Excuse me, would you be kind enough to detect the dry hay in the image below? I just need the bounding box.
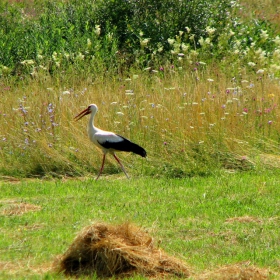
[225,215,262,224]
[0,260,52,276]
[195,262,270,280]
[0,200,41,216]
[259,153,280,168]
[55,222,190,278]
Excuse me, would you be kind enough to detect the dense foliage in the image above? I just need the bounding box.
[0,0,279,77]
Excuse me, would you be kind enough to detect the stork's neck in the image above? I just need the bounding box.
[88,111,98,135]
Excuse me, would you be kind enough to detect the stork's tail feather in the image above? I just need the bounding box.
[130,142,147,157]
[115,135,147,157]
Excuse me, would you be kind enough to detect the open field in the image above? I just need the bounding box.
[1,173,280,279]
[1,0,280,278]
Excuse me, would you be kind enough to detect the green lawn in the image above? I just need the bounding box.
[1,172,280,279]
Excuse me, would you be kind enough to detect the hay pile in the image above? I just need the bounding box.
[55,222,190,278]
[196,263,269,280]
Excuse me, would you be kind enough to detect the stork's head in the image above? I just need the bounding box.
[74,104,98,121]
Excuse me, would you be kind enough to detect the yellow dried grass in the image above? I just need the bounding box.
[55,222,190,278]
[195,262,269,280]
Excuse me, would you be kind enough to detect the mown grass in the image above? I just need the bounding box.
[1,172,280,279]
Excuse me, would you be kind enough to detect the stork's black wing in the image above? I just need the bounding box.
[98,135,147,157]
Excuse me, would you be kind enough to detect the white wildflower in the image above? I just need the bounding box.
[181,43,189,52]
[273,49,280,59]
[76,52,84,60]
[52,52,57,60]
[64,52,70,60]
[260,29,269,41]
[185,27,191,33]
[140,38,150,47]
[190,50,199,57]
[198,37,205,46]
[270,64,280,72]
[168,38,175,45]
[234,40,241,47]
[256,69,265,74]
[273,35,280,46]
[125,90,134,95]
[205,38,211,45]
[189,34,195,40]
[95,25,101,36]
[248,62,256,67]
[229,29,235,36]
[21,59,35,65]
[158,46,163,52]
[206,26,216,35]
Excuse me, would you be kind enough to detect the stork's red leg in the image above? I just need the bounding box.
[96,154,106,180]
[113,153,129,179]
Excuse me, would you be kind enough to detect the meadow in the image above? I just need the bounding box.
[1,0,280,178]
[1,0,280,278]
[1,173,280,279]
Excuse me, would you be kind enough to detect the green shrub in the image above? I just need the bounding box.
[1,0,278,77]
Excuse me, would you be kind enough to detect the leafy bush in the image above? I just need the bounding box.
[1,0,279,78]
[95,0,231,49]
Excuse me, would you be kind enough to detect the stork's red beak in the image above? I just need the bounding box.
[74,107,90,121]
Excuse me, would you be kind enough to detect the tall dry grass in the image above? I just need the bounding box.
[1,65,280,177]
[239,0,280,32]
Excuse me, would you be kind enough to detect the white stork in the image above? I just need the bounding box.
[74,104,147,180]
